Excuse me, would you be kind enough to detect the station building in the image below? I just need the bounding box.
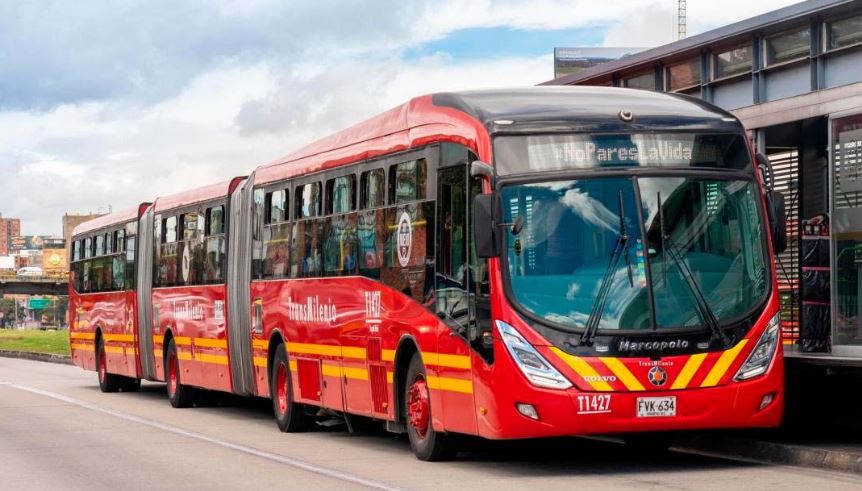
[545,0,862,364]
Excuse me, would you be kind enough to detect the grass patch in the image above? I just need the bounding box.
[0,329,70,356]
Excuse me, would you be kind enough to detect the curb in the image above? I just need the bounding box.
[675,434,862,475]
[0,350,72,365]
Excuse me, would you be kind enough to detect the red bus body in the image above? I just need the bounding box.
[70,87,784,457]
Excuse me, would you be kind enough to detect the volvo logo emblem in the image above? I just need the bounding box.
[647,366,668,387]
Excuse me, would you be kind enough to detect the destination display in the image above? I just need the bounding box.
[494,133,750,174]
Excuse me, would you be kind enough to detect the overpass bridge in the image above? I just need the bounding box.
[0,272,69,296]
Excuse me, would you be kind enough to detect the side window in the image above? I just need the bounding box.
[326,175,356,214]
[85,237,92,259]
[390,159,427,204]
[360,168,385,209]
[207,205,225,235]
[115,229,125,253]
[105,232,112,255]
[295,182,322,218]
[72,241,80,262]
[266,190,287,224]
[164,216,177,243]
[182,212,200,241]
[95,234,105,256]
[436,164,469,333]
[125,235,136,290]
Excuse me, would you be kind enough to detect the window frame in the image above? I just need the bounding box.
[294,181,322,219]
[665,56,702,92]
[824,13,862,53]
[622,70,656,90]
[389,158,428,204]
[762,25,812,68]
[711,43,753,81]
[325,174,357,215]
[360,167,387,210]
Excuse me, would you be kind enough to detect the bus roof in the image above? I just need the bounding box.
[72,206,140,237]
[253,87,740,186]
[153,179,237,213]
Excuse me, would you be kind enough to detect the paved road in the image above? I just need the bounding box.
[1,357,860,491]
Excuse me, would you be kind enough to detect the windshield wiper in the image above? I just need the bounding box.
[656,193,730,346]
[580,191,630,346]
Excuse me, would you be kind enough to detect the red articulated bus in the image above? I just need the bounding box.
[70,87,787,460]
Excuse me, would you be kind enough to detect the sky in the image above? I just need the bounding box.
[0,0,800,236]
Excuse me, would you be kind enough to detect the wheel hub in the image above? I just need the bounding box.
[407,376,430,438]
[168,352,177,396]
[276,362,288,415]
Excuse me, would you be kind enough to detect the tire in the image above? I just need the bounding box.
[403,352,457,461]
[121,377,141,392]
[97,338,122,393]
[269,343,309,432]
[165,338,195,408]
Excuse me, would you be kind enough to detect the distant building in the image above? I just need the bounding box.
[62,213,104,262]
[553,47,646,80]
[0,214,21,256]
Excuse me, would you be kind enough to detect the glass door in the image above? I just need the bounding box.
[831,112,862,355]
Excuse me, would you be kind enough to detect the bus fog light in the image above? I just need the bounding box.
[516,403,539,420]
[759,392,775,411]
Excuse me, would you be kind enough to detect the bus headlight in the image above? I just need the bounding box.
[734,313,780,381]
[496,320,572,390]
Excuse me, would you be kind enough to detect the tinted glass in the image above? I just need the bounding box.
[828,14,862,50]
[765,28,810,65]
[361,169,385,208]
[268,190,287,223]
[209,206,225,235]
[296,183,321,218]
[667,58,701,91]
[165,216,177,243]
[502,178,649,330]
[391,159,427,203]
[623,72,654,90]
[713,45,752,79]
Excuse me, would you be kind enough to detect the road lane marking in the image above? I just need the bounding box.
[5,383,403,491]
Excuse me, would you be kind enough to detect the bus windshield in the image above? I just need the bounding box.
[501,176,768,332]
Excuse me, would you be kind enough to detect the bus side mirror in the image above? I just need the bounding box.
[767,190,787,254]
[474,193,499,258]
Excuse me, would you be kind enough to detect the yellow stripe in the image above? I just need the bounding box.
[549,347,611,391]
[386,371,393,384]
[252,339,268,350]
[104,334,135,343]
[381,349,396,362]
[422,352,471,370]
[103,346,124,354]
[289,360,297,371]
[253,356,267,367]
[599,357,645,391]
[194,338,227,349]
[701,339,749,387]
[195,353,229,365]
[321,364,340,378]
[426,375,473,394]
[287,342,340,357]
[178,352,193,361]
[70,343,90,350]
[671,353,708,390]
[70,332,96,340]
[342,346,367,360]
[173,337,192,346]
[343,367,369,380]
[153,349,163,358]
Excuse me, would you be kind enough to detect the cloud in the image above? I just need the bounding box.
[0,0,802,235]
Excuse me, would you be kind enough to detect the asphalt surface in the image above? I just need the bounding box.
[1,358,861,491]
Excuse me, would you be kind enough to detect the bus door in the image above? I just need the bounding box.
[434,160,479,434]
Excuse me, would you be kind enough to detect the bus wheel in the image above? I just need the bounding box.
[122,378,141,392]
[404,353,457,461]
[97,339,121,393]
[270,343,309,432]
[165,339,194,408]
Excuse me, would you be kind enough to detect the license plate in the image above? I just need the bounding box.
[636,396,676,418]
